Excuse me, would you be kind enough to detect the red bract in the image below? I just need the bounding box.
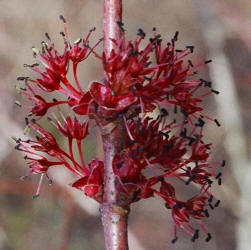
[15,19,223,244]
[89,81,137,116]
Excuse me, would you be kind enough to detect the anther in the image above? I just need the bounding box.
[204,209,210,217]
[32,194,40,199]
[45,32,51,41]
[116,161,124,169]
[25,117,29,125]
[59,15,66,23]
[32,47,40,56]
[24,63,39,68]
[205,59,212,64]
[208,195,213,203]
[24,126,30,135]
[214,119,221,127]
[180,128,187,138]
[191,229,199,242]
[206,178,213,185]
[11,136,19,143]
[171,237,178,244]
[181,109,188,117]
[195,117,205,127]
[128,140,135,146]
[218,178,222,185]
[209,204,214,210]
[173,31,179,41]
[89,27,96,32]
[205,233,212,242]
[186,45,194,53]
[161,108,169,116]
[155,176,164,182]
[17,76,29,81]
[52,98,58,102]
[14,100,22,107]
[211,89,220,95]
[221,160,226,167]
[214,200,220,207]
[159,131,170,139]
[215,172,222,179]
[188,59,194,67]
[47,117,52,121]
[20,175,28,181]
[144,76,151,81]
[137,28,146,38]
[74,38,82,45]
[186,175,194,185]
[117,21,125,32]
[14,144,21,151]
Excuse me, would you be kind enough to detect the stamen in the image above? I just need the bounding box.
[33,173,45,199]
[116,161,124,169]
[214,200,220,207]
[214,119,221,127]
[191,229,199,242]
[218,178,222,185]
[59,15,66,23]
[123,115,135,141]
[20,175,28,181]
[117,21,126,32]
[211,89,220,95]
[204,209,210,217]
[45,32,51,41]
[171,237,178,244]
[205,233,212,242]
[14,100,22,107]
[205,59,212,64]
[186,45,194,53]
[137,28,146,38]
[215,172,222,179]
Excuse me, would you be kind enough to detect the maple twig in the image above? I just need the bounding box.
[101,1,130,250]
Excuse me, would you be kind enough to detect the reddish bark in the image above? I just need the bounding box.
[101,1,130,250]
[103,0,122,57]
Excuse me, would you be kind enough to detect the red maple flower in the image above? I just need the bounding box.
[14,18,224,244]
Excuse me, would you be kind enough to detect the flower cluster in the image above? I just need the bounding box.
[14,17,224,243]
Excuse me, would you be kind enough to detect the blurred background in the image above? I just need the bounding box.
[0,0,251,249]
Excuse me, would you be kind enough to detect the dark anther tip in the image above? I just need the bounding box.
[171,237,178,244]
[59,15,66,23]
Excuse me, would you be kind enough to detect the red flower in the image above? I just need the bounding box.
[26,157,63,174]
[30,95,68,116]
[15,20,223,243]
